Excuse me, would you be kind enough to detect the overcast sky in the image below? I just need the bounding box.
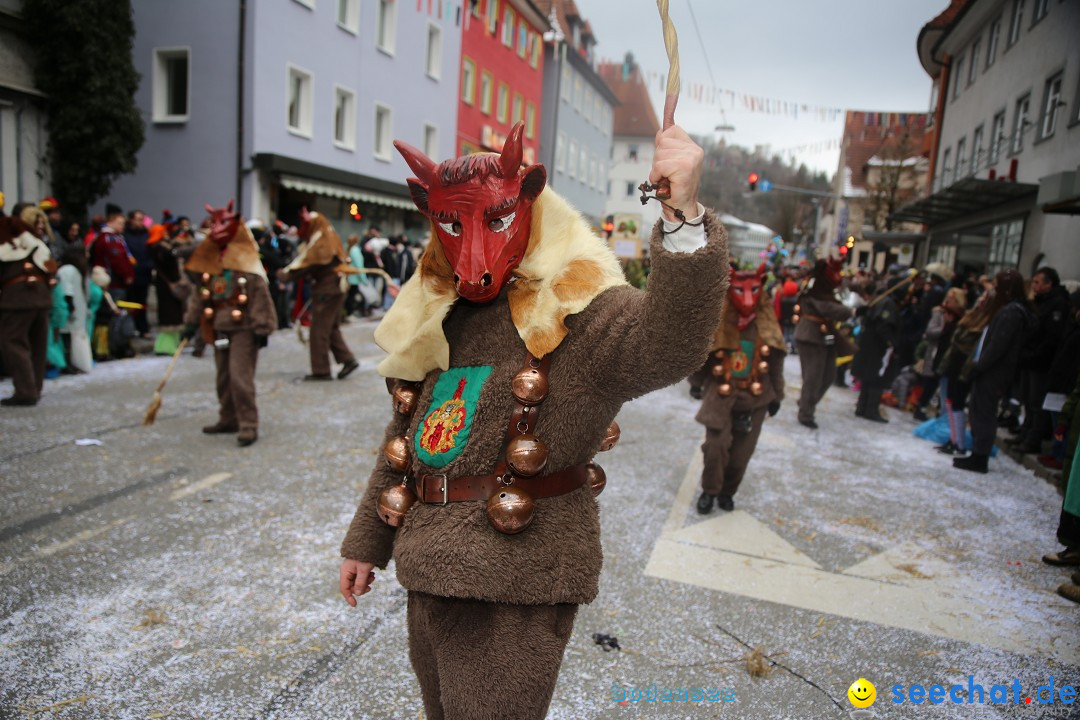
[582,0,947,176]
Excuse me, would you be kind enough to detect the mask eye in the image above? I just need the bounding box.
[733,287,743,294]
[486,211,516,233]
[438,220,462,237]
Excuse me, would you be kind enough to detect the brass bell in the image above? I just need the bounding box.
[506,434,548,477]
[23,261,34,270]
[377,483,417,527]
[203,307,214,318]
[511,367,548,405]
[199,287,211,300]
[714,350,725,360]
[750,381,763,396]
[711,364,725,378]
[760,345,770,357]
[230,308,243,322]
[758,361,769,372]
[791,314,800,324]
[26,275,38,283]
[585,462,607,497]
[202,273,210,283]
[237,293,248,305]
[392,384,419,415]
[384,435,411,472]
[793,304,801,314]
[237,275,247,286]
[485,485,534,534]
[600,421,620,451]
[819,323,829,334]
[718,383,732,396]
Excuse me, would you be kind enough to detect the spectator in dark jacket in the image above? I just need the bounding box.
[123,209,153,336]
[89,209,134,301]
[1009,267,1071,454]
[1037,292,1080,470]
[955,269,1033,473]
[853,281,900,423]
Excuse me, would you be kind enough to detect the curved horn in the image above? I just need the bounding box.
[204,203,216,215]
[499,123,525,178]
[394,140,437,184]
[226,199,235,215]
[755,261,768,277]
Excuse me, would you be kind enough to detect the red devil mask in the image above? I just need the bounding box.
[395,123,546,303]
[204,200,240,248]
[729,263,767,330]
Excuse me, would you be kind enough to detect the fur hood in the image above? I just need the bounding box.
[374,188,628,381]
[285,212,348,272]
[0,216,55,275]
[184,224,267,280]
[711,289,785,351]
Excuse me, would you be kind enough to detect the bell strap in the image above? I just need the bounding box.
[414,464,588,504]
[493,353,552,479]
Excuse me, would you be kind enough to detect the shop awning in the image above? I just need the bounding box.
[279,175,415,210]
[889,177,1038,226]
[861,231,927,247]
[1038,170,1080,214]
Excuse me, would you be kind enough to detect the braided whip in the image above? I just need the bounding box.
[640,0,680,203]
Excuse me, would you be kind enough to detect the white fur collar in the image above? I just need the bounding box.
[0,230,53,274]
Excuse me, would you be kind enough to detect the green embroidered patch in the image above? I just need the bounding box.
[415,365,493,468]
[730,339,755,379]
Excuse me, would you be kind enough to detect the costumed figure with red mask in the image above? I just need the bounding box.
[793,258,854,429]
[182,201,277,446]
[689,263,786,514]
[278,209,359,381]
[0,211,57,406]
[337,122,729,719]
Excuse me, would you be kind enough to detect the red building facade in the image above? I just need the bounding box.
[457,0,549,164]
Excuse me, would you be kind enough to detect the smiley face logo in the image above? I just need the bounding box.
[847,678,876,708]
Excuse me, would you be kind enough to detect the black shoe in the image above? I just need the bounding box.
[953,453,988,473]
[696,492,716,514]
[203,422,239,434]
[1042,547,1080,567]
[798,418,818,429]
[935,441,957,455]
[912,407,928,421]
[337,359,360,380]
[237,428,258,446]
[1,396,38,407]
[859,410,888,423]
[716,495,734,512]
[303,373,333,382]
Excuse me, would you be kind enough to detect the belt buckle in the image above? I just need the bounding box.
[421,474,448,505]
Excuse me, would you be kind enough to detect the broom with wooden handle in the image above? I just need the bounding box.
[143,337,190,425]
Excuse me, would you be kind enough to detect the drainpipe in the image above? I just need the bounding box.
[236,0,247,211]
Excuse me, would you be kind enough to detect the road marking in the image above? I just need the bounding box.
[169,472,233,501]
[646,451,1080,666]
[0,516,135,576]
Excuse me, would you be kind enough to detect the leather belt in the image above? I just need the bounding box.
[1,272,46,289]
[415,464,588,505]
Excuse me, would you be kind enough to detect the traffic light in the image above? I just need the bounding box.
[747,172,759,192]
[603,215,614,238]
[349,202,363,221]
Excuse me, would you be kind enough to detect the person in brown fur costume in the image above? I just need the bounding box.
[0,211,57,406]
[794,257,853,429]
[337,122,729,720]
[278,209,358,381]
[182,201,277,446]
[689,263,786,513]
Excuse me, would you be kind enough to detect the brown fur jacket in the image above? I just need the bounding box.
[341,211,729,606]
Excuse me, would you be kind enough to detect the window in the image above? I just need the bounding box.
[461,58,476,105]
[990,111,1006,163]
[625,181,636,198]
[511,93,523,126]
[928,78,939,122]
[593,97,602,127]
[423,123,438,160]
[955,136,967,179]
[517,21,527,59]
[968,40,980,85]
[376,0,396,54]
[479,71,493,114]
[952,56,965,100]
[496,82,509,123]
[1039,72,1063,139]
[1011,94,1030,153]
[628,144,638,162]
[568,139,577,178]
[583,87,593,123]
[530,32,541,68]
[286,64,313,137]
[941,147,952,186]
[1032,0,1049,24]
[292,0,314,8]
[501,7,514,47]
[374,103,392,160]
[987,219,1024,274]
[555,132,566,172]
[525,102,535,139]
[333,85,356,150]
[1007,0,1025,47]
[486,0,497,35]
[560,63,570,102]
[573,76,582,112]
[972,125,984,172]
[425,23,442,79]
[579,147,587,184]
[152,47,189,123]
[986,17,1001,67]
[337,0,358,33]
